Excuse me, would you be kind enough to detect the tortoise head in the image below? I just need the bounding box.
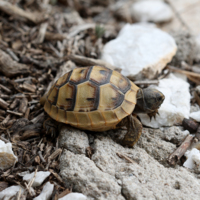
[134,88,165,114]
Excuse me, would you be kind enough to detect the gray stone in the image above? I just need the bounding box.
[137,128,177,167]
[59,125,89,155]
[60,150,125,200]
[162,126,189,144]
[122,177,155,200]
[59,127,200,200]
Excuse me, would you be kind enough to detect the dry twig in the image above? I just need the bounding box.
[168,135,194,166]
[0,0,46,24]
[167,66,200,78]
[67,54,116,70]
[116,152,138,164]
[33,22,49,44]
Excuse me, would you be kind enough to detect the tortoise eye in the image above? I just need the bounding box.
[158,95,164,102]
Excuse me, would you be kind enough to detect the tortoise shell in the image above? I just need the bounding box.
[44,66,139,131]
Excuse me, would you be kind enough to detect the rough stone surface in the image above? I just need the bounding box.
[0,185,24,200]
[162,126,189,144]
[101,23,177,80]
[170,31,196,65]
[23,171,51,187]
[59,193,87,200]
[33,182,54,200]
[59,126,200,200]
[59,125,89,154]
[138,73,190,128]
[0,140,18,170]
[131,0,173,23]
[133,128,176,167]
[60,150,124,200]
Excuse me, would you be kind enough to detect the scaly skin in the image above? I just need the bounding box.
[117,114,143,147]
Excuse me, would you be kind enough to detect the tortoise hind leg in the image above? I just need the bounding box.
[119,115,143,147]
[43,117,58,137]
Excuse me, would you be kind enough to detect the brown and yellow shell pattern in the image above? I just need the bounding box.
[44,66,139,131]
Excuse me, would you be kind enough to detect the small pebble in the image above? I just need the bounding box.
[58,193,87,200]
[23,171,51,187]
[33,182,54,200]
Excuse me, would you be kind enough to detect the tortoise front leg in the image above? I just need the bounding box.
[119,115,143,147]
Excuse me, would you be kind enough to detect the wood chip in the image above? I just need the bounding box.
[0,84,12,93]
[49,169,64,184]
[17,130,41,141]
[19,83,36,93]
[7,110,23,117]
[0,109,6,115]
[168,135,194,166]
[18,97,28,113]
[0,181,9,192]
[10,98,20,110]
[48,148,62,161]
[0,98,9,109]
[6,48,19,62]
[45,32,66,41]
[38,151,46,163]
[0,49,30,77]
[24,107,30,119]
[33,22,48,44]
[1,114,11,125]
[58,188,71,199]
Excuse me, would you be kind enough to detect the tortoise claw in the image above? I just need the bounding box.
[147,109,159,121]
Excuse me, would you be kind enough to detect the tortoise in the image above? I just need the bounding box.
[42,66,164,147]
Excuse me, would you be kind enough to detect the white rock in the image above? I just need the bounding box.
[131,0,173,23]
[101,23,177,79]
[59,193,87,200]
[0,140,18,170]
[23,171,51,187]
[34,182,54,200]
[138,73,190,128]
[0,185,24,200]
[183,148,200,169]
[190,110,200,122]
